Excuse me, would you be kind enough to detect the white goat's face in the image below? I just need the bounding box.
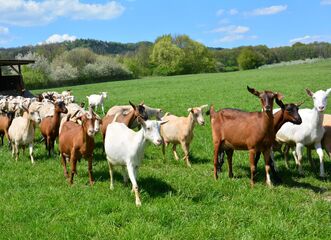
[30,111,41,123]
[307,88,331,112]
[143,120,164,146]
[101,92,107,99]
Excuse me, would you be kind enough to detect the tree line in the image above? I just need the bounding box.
[1,35,331,88]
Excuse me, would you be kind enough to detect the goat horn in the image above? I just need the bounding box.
[71,110,80,119]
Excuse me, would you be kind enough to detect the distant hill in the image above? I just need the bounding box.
[0,39,154,59]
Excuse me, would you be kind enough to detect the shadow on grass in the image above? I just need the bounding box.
[189,154,210,164]
[139,176,176,198]
[93,169,176,198]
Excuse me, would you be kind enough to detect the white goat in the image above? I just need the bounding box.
[86,92,107,114]
[160,105,208,167]
[104,116,166,207]
[8,107,41,163]
[276,88,331,177]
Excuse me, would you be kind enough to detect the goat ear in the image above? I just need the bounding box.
[247,86,260,97]
[187,108,193,113]
[140,100,144,105]
[326,88,331,96]
[137,117,146,128]
[275,98,285,109]
[200,104,208,109]
[305,88,314,97]
[159,120,168,125]
[129,101,136,110]
[275,93,284,100]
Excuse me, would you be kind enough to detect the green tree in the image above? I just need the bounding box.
[150,35,184,75]
[237,47,264,70]
[174,35,217,74]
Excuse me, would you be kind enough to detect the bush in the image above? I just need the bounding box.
[81,56,133,80]
[50,63,78,82]
[237,47,265,70]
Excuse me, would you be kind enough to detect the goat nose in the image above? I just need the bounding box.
[319,106,325,111]
[265,106,271,111]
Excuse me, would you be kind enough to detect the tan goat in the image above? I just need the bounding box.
[160,105,208,167]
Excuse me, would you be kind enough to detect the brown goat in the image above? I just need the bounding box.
[40,101,68,156]
[0,111,15,146]
[253,101,302,181]
[59,109,97,185]
[209,86,283,186]
[101,101,148,143]
[218,101,303,182]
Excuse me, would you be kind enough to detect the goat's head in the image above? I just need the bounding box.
[138,117,167,146]
[188,104,208,126]
[101,92,107,99]
[54,101,68,114]
[129,101,148,120]
[247,86,283,113]
[276,99,302,125]
[306,88,331,112]
[29,111,41,123]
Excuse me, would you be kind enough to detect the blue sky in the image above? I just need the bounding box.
[0,0,331,48]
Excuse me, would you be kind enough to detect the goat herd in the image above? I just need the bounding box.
[0,86,330,206]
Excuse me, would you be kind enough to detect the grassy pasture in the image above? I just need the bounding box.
[1,60,331,239]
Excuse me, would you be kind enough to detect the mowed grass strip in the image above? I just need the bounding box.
[1,60,331,239]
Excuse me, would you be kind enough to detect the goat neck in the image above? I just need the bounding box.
[187,111,197,131]
[125,109,137,127]
[261,109,275,136]
[273,109,286,133]
[312,106,324,128]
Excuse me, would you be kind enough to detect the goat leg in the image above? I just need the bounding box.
[249,150,257,187]
[127,164,141,207]
[262,150,272,187]
[217,150,224,173]
[213,141,221,180]
[226,150,234,178]
[61,153,69,178]
[87,156,94,186]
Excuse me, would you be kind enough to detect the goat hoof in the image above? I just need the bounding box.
[135,201,142,207]
[110,185,114,190]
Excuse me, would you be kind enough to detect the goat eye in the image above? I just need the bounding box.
[147,127,151,131]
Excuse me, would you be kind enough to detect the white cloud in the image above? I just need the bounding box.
[216,9,225,16]
[289,35,331,44]
[215,35,257,43]
[210,25,255,44]
[216,34,244,43]
[0,26,9,34]
[211,25,250,34]
[0,26,12,45]
[321,0,331,5]
[229,9,238,15]
[249,5,287,16]
[39,33,77,45]
[0,0,125,26]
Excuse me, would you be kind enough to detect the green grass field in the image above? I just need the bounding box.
[1,60,331,239]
